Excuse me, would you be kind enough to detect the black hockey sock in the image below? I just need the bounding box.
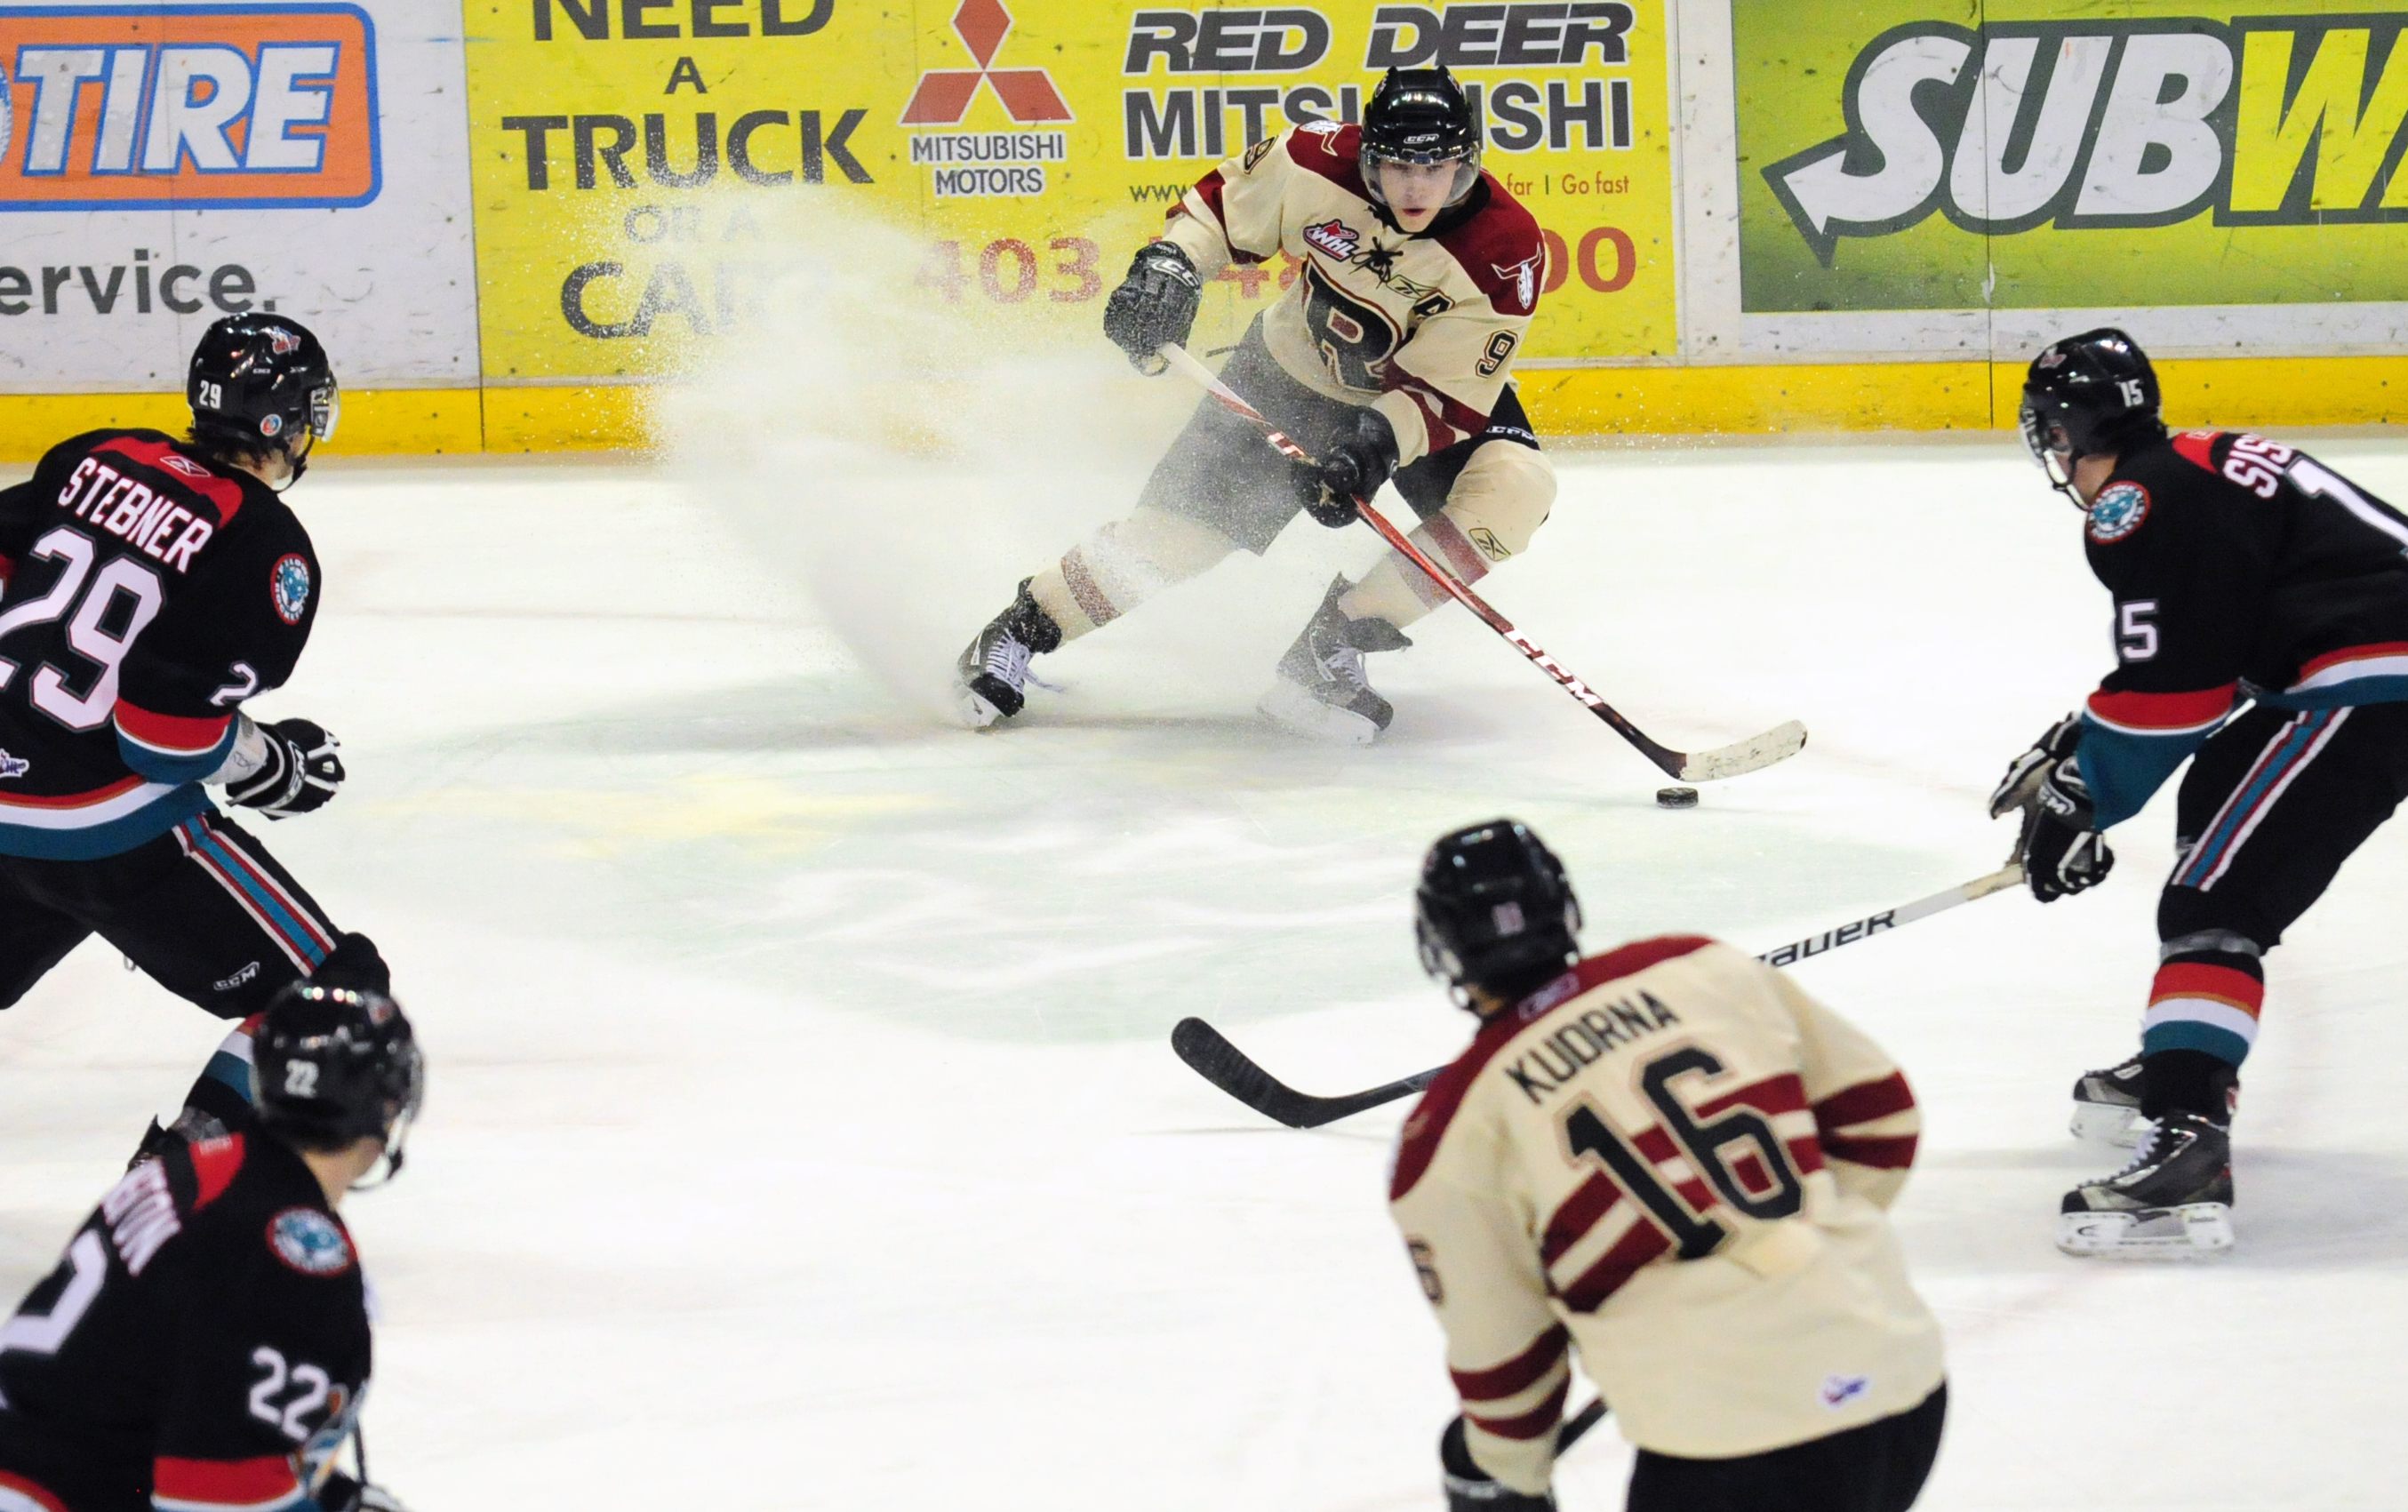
[2140,1048,2237,1123]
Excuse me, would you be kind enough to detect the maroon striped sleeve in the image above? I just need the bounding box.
[1450,1324,1570,1402]
[1813,1071,1916,1132]
[1468,1374,1571,1441]
[1821,1132,1919,1170]
[1180,172,1266,265]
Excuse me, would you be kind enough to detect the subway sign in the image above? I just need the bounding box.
[1763,14,2408,266]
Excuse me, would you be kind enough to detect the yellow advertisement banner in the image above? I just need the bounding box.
[461,1,1676,384]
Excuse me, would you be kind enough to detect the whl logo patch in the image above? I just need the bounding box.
[1764,15,2408,266]
[1302,218,1361,259]
[0,748,27,780]
[0,5,380,212]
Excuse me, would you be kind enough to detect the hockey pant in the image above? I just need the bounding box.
[1028,321,1554,642]
[2142,700,2408,1073]
[1624,1383,1946,1512]
[0,811,370,1134]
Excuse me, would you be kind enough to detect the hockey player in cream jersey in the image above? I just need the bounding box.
[1392,820,1948,1512]
[955,68,1558,742]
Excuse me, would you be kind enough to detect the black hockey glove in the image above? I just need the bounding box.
[1440,1417,1556,1512]
[1101,242,1201,372]
[2019,757,2115,902]
[1309,408,1400,524]
[1988,712,2082,819]
[316,1474,408,1512]
[225,717,345,820]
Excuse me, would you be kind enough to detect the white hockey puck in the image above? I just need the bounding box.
[1656,786,1699,808]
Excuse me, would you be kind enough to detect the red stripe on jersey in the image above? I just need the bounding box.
[97,438,244,523]
[2172,430,2222,473]
[1180,175,1263,265]
[1467,1374,1570,1441]
[1558,1220,1671,1312]
[198,826,334,952]
[152,1455,301,1505]
[1391,938,1714,1201]
[2297,642,2408,681]
[1821,1132,1919,1170]
[1539,1174,1623,1267]
[1812,1071,1916,1133]
[189,1133,247,1212]
[1283,122,1372,200]
[1432,177,1546,315]
[1732,1150,1771,1196]
[0,1471,70,1512]
[0,553,15,584]
[1695,1072,1809,1123]
[1450,1324,1569,1402]
[0,774,148,811]
[1785,1132,1828,1175]
[116,702,235,756]
[2086,684,2236,732]
[1387,367,1491,452]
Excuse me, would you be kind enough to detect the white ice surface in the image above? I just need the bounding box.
[4,436,2408,1510]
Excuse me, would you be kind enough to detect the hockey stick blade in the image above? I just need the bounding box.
[1171,1016,1439,1130]
[1172,861,2021,1128]
[1676,719,1810,782]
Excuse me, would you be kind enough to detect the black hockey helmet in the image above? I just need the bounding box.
[252,981,423,1184]
[1415,819,1582,1005]
[188,314,340,475]
[2020,328,2165,503]
[1361,68,1481,213]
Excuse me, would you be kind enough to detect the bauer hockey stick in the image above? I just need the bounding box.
[1156,342,1807,783]
[1172,860,2025,1129]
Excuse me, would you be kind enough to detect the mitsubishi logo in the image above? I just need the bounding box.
[899,0,1073,126]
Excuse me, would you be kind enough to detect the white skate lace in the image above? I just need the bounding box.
[1319,639,1370,693]
[981,636,1033,691]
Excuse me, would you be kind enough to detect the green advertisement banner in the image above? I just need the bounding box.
[1733,1,2408,312]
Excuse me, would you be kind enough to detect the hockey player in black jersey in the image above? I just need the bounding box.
[0,980,421,1512]
[0,315,389,1154]
[1992,327,2408,1258]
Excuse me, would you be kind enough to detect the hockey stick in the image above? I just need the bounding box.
[1171,860,2024,1129]
[1559,1396,1610,1452]
[1155,342,1807,783]
[1753,860,2024,968]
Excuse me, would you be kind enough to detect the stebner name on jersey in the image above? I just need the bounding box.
[56,455,214,573]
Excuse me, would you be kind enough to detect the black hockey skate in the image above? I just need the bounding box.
[2071,1052,2241,1147]
[1257,575,1412,745]
[2058,1109,2234,1259]
[2069,1054,2148,1145]
[954,578,1062,729]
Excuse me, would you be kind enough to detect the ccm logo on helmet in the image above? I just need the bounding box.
[0,5,380,212]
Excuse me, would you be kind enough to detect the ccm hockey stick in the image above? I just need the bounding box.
[1171,860,2025,1129]
[1156,342,1806,783]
